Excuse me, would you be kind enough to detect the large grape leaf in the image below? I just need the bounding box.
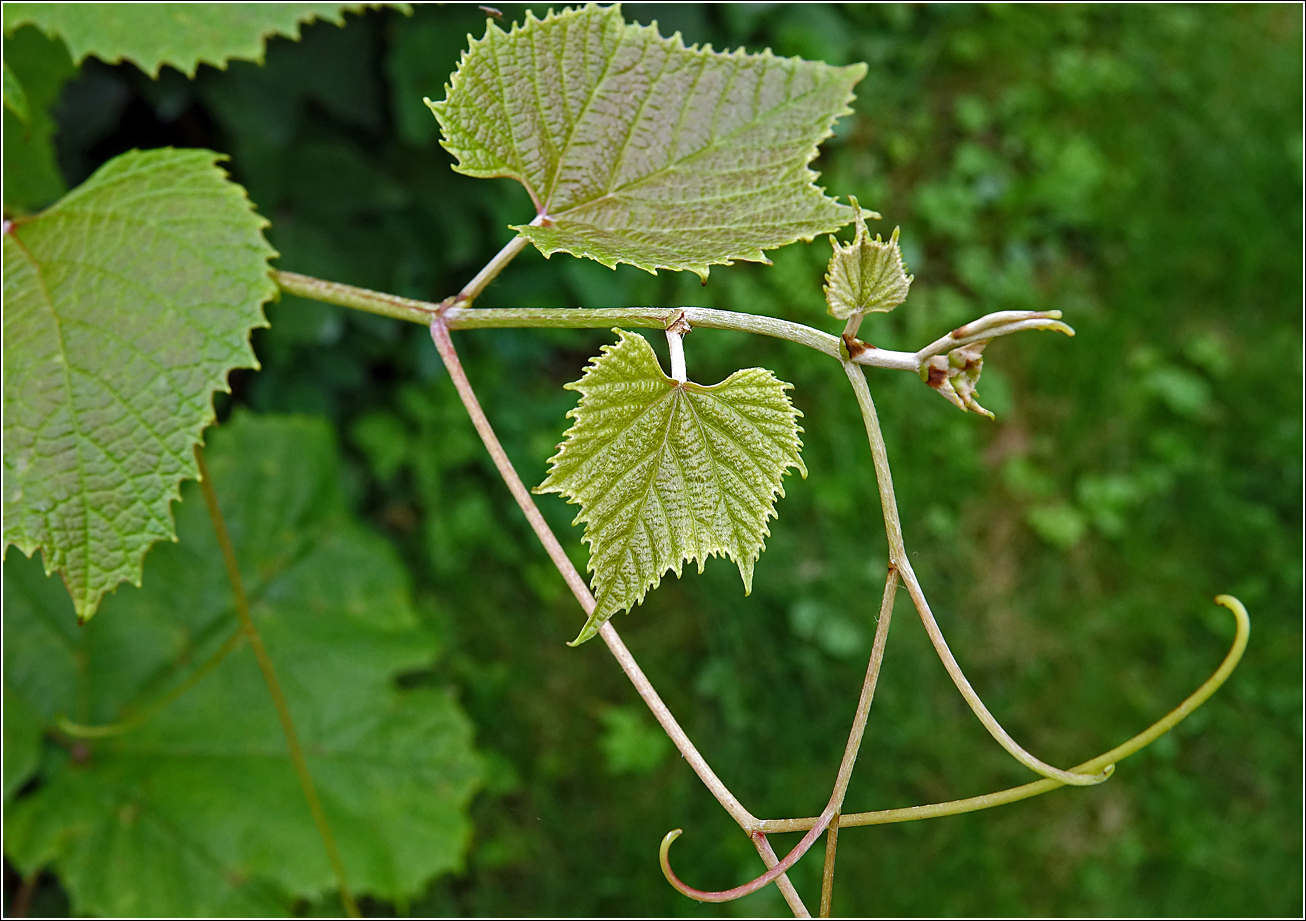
[2,413,484,916]
[1,3,383,78]
[3,148,276,622]
[535,330,806,645]
[429,3,867,280]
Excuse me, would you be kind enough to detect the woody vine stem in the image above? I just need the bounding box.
[274,250,1249,916]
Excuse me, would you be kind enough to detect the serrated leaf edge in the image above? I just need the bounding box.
[535,329,806,644]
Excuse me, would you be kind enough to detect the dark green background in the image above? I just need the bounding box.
[6,4,1302,916]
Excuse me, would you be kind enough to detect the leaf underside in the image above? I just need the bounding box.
[2,148,276,621]
[1,2,377,77]
[431,2,866,279]
[2,414,483,916]
[536,330,806,645]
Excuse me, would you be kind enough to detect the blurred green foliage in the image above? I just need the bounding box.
[4,3,1300,916]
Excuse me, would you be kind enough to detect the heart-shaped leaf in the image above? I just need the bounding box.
[536,330,805,644]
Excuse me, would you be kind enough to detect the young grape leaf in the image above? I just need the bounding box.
[430,3,866,280]
[535,330,806,645]
[1,3,384,78]
[3,148,276,622]
[3,413,484,916]
[824,197,913,319]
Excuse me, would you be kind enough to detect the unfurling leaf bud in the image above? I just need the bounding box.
[921,341,995,419]
[823,197,912,319]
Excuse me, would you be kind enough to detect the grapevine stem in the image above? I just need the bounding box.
[427,318,768,833]
[819,815,839,918]
[194,446,360,919]
[456,226,535,305]
[754,835,812,918]
[662,549,900,905]
[275,271,1074,375]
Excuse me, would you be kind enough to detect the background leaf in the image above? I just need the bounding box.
[2,685,42,802]
[431,3,865,279]
[1,3,382,78]
[2,148,276,622]
[2,412,484,916]
[536,329,805,644]
[1,25,75,212]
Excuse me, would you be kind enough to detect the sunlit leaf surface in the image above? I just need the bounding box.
[536,330,805,644]
[3,149,276,621]
[431,3,865,279]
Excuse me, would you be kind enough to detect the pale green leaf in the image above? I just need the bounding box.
[535,330,805,644]
[3,413,484,915]
[2,148,276,621]
[430,3,865,280]
[1,3,386,78]
[823,197,912,318]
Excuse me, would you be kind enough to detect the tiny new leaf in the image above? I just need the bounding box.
[536,330,806,645]
[430,3,866,279]
[2,148,276,621]
[2,413,483,916]
[824,197,912,319]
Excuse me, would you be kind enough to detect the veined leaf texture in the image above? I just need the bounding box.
[2,149,275,621]
[536,330,806,645]
[430,3,866,279]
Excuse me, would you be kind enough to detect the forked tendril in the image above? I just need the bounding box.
[899,559,1114,787]
[661,593,1247,903]
[759,594,1250,834]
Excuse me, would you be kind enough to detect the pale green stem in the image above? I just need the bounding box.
[753,836,812,918]
[818,564,898,917]
[666,312,689,382]
[272,270,918,369]
[427,319,768,829]
[456,231,532,305]
[661,818,832,904]
[274,270,438,324]
[819,815,839,918]
[194,446,360,919]
[842,363,1109,786]
[664,536,900,905]
[56,625,246,739]
[758,594,1249,834]
[430,315,809,913]
[274,271,1070,376]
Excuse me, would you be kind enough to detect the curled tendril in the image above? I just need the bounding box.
[896,558,1114,786]
[659,816,832,903]
[756,595,1250,835]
